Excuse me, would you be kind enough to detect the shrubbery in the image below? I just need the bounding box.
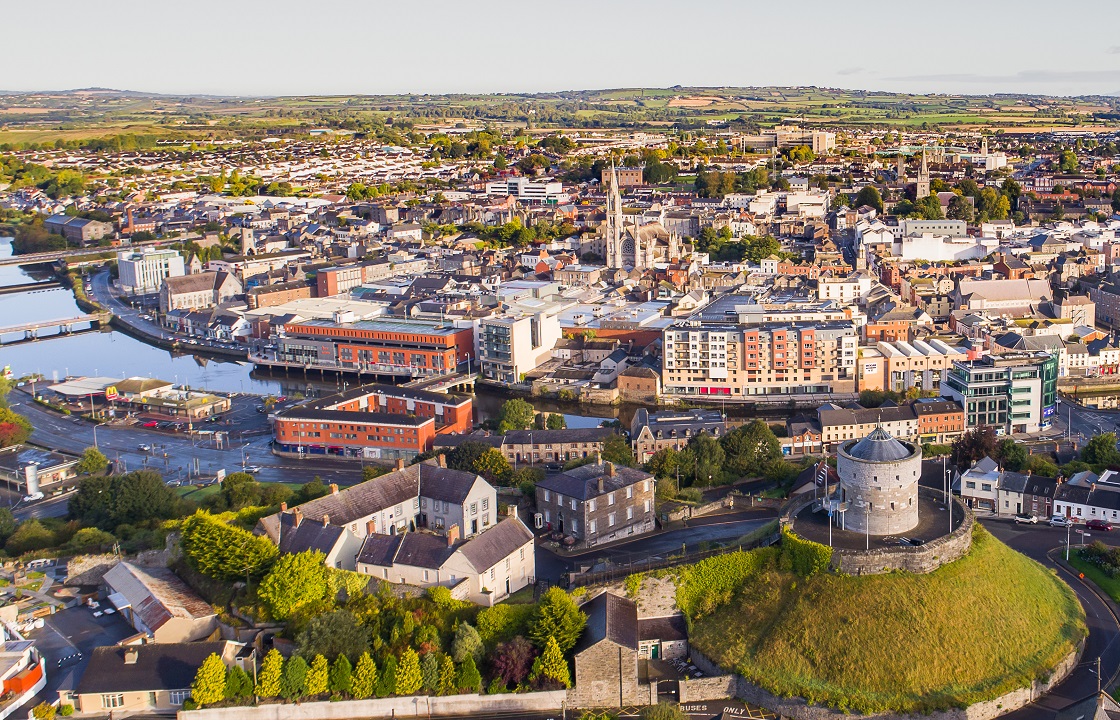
[1081,541,1120,577]
[676,548,772,619]
[780,529,833,577]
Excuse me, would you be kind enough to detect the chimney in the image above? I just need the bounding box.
[329,483,339,495]
[507,504,518,520]
[446,523,460,547]
[395,458,405,471]
[280,502,288,512]
[437,454,447,468]
[124,648,138,665]
[605,461,615,477]
[293,507,303,528]
[322,514,330,526]
[598,477,605,494]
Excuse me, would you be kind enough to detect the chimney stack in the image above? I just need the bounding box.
[280,502,288,512]
[322,514,330,526]
[395,458,405,471]
[598,477,605,494]
[437,454,447,468]
[446,523,460,547]
[605,461,615,477]
[507,504,518,519]
[293,507,303,528]
[329,483,339,495]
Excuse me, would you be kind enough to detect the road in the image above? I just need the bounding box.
[1057,397,1120,445]
[982,518,1120,718]
[13,392,365,517]
[535,509,777,583]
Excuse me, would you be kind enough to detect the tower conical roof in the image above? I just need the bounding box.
[847,425,912,462]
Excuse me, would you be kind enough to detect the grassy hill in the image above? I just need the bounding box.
[687,526,1086,714]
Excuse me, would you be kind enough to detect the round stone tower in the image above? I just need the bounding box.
[837,425,922,535]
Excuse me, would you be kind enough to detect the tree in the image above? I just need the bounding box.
[329,654,353,695]
[306,654,330,697]
[600,433,636,467]
[451,622,484,663]
[224,665,253,700]
[529,587,587,653]
[396,648,423,696]
[997,438,1028,472]
[1060,150,1078,173]
[498,399,535,433]
[493,154,508,171]
[420,653,440,692]
[76,447,108,475]
[255,649,284,699]
[0,508,14,547]
[437,654,457,696]
[31,704,55,720]
[546,413,567,430]
[258,551,329,620]
[951,426,998,469]
[375,655,397,698]
[687,432,725,486]
[69,469,180,531]
[280,655,308,700]
[1082,432,1120,467]
[915,194,945,220]
[441,442,494,474]
[64,527,116,553]
[298,609,369,661]
[6,520,55,556]
[473,449,512,484]
[721,420,780,478]
[493,636,537,688]
[0,407,33,448]
[853,186,884,213]
[181,511,278,582]
[529,636,571,689]
[191,653,228,707]
[351,652,377,699]
[457,655,482,693]
[946,194,975,222]
[644,447,681,481]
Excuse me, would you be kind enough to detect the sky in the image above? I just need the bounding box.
[4,0,1120,97]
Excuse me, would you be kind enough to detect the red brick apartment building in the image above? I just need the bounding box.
[273,384,473,461]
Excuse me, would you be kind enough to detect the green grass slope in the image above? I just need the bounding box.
[688,526,1086,714]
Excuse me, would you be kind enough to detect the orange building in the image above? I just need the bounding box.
[273,384,473,461]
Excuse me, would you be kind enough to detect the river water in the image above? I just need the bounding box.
[0,237,625,427]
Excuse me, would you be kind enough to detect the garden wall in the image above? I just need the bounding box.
[179,690,568,720]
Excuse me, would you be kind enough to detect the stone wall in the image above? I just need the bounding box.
[679,675,737,703]
[830,492,974,576]
[179,691,568,720]
[63,554,118,586]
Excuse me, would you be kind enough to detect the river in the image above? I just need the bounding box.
[0,237,628,427]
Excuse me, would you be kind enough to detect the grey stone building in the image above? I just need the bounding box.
[571,592,642,707]
[535,463,656,548]
[836,425,922,535]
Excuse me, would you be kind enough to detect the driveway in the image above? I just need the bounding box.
[26,604,136,704]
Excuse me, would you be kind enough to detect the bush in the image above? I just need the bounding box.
[477,603,535,646]
[58,706,74,717]
[780,529,833,577]
[676,548,771,619]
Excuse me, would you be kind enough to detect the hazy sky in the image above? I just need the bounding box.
[4,0,1120,97]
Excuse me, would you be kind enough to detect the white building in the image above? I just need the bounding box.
[893,233,999,262]
[476,311,562,384]
[117,248,185,294]
[485,177,566,203]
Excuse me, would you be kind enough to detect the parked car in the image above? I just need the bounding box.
[1086,519,1114,531]
[1049,515,1073,528]
[142,421,158,428]
[1013,514,1038,524]
[137,444,152,452]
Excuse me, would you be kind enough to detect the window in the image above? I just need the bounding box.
[505,558,511,570]
[170,690,191,705]
[643,480,650,492]
[544,510,550,522]
[102,695,125,709]
[627,507,634,520]
[626,486,633,499]
[981,484,991,492]
[966,481,976,489]
[608,512,616,527]
[644,499,651,513]
[423,570,430,581]
[482,498,489,510]
[589,520,597,533]
[589,498,597,512]
[519,548,525,560]
[470,503,478,515]
[544,490,551,502]
[570,498,576,510]
[609,493,616,506]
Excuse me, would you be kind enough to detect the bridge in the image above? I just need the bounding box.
[0,280,63,296]
[0,313,111,344]
[403,372,478,394]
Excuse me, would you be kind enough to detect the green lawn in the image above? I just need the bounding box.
[689,526,1085,714]
[1067,552,1120,603]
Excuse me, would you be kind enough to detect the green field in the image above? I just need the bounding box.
[689,526,1086,714]
[1067,551,1120,603]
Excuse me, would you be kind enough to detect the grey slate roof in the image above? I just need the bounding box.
[76,642,231,694]
[456,516,533,573]
[536,463,653,501]
[503,428,615,445]
[844,426,914,462]
[278,517,346,556]
[575,592,638,655]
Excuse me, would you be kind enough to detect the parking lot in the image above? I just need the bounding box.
[26,604,136,700]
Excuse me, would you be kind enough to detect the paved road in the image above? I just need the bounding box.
[982,518,1120,718]
[536,509,777,583]
[1057,397,1120,445]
